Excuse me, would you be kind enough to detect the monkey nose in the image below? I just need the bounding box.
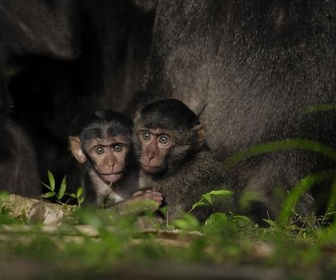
[145,155,157,165]
[107,161,116,168]
[146,149,157,160]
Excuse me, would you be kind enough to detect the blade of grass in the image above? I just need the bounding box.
[277,170,336,226]
[224,138,336,170]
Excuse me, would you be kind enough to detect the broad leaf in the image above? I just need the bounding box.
[47,170,55,191]
[58,175,67,199]
[41,192,55,199]
[189,201,208,213]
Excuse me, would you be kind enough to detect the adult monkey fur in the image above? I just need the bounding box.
[0,0,81,197]
[0,120,40,198]
[127,0,336,221]
[69,110,163,212]
[134,99,237,222]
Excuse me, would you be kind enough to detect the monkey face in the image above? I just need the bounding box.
[70,134,132,184]
[137,128,174,174]
[88,136,131,183]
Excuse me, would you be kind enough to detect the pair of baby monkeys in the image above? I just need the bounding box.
[69,99,237,223]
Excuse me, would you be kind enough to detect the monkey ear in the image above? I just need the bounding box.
[193,124,206,146]
[69,136,87,163]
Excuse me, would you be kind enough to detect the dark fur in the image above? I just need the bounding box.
[0,0,81,197]
[7,1,155,191]
[0,120,40,197]
[128,1,336,220]
[134,99,237,222]
[0,0,80,58]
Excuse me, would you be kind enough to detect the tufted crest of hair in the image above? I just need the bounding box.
[137,99,200,131]
[80,110,134,142]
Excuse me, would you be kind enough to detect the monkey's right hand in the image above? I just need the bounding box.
[108,190,164,215]
[133,190,164,204]
[125,190,164,212]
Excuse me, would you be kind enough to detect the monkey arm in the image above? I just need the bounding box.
[104,190,164,216]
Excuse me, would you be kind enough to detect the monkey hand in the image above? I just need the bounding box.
[105,190,164,216]
[133,189,164,204]
[130,190,164,212]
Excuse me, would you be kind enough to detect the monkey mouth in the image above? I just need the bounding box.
[142,165,163,174]
[100,173,123,184]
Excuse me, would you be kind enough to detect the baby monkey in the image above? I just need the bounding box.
[134,99,238,222]
[69,110,163,213]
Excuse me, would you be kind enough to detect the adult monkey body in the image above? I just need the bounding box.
[0,120,40,197]
[128,1,336,220]
[134,99,237,222]
[0,0,80,197]
[69,110,163,212]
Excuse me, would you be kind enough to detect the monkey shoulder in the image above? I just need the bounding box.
[161,150,233,199]
[184,150,232,187]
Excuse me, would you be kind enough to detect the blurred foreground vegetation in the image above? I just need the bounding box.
[1,188,336,280]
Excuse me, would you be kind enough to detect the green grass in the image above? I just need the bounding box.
[0,190,336,280]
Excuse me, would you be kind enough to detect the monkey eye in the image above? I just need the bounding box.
[158,135,170,145]
[141,131,152,141]
[95,146,105,155]
[112,144,123,152]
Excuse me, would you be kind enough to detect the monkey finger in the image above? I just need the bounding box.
[133,190,146,196]
[143,193,164,203]
[133,189,162,197]
[133,189,153,196]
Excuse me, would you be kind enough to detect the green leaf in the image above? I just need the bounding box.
[41,181,52,192]
[189,189,234,213]
[171,213,200,231]
[79,197,85,204]
[68,193,77,198]
[262,219,277,227]
[232,215,254,224]
[203,213,229,235]
[57,175,67,199]
[47,170,55,191]
[205,212,228,226]
[77,187,83,197]
[189,201,208,213]
[206,189,233,196]
[202,193,212,204]
[41,192,55,199]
